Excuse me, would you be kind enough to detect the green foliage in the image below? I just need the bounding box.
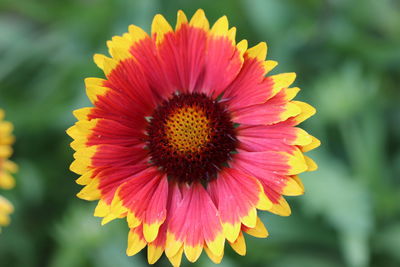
[0,0,399,266]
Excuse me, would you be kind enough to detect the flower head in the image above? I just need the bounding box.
[0,109,17,230]
[68,9,320,266]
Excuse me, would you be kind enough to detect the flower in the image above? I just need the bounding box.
[68,9,320,266]
[0,109,17,230]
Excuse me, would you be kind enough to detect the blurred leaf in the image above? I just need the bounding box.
[374,223,400,263]
[301,152,373,267]
[15,159,44,204]
[271,252,341,267]
[311,62,378,124]
[50,203,142,267]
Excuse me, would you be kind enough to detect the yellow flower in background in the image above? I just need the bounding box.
[0,195,14,228]
[0,109,17,229]
[68,9,319,266]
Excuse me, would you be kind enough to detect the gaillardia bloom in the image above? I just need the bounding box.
[0,109,17,229]
[68,9,320,266]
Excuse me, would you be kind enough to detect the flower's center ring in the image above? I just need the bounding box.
[146,93,237,183]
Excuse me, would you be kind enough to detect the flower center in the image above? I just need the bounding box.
[165,106,212,154]
[146,93,237,183]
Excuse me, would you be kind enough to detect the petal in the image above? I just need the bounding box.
[143,176,169,242]
[204,245,224,264]
[291,175,305,191]
[175,10,188,30]
[157,22,207,94]
[233,149,308,178]
[291,101,317,124]
[94,199,110,217]
[147,242,164,264]
[166,183,224,261]
[106,37,132,62]
[152,14,173,45]
[102,167,158,226]
[224,57,270,110]
[246,42,267,61]
[146,215,171,264]
[70,146,97,175]
[232,101,301,125]
[227,27,237,44]
[127,35,175,101]
[264,60,278,74]
[300,135,321,152]
[265,193,291,216]
[258,182,292,216]
[105,25,148,63]
[208,168,271,242]
[242,217,269,238]
[231,85,304,125]
[304,155,318,171]
[165,185,184,258]
[126,225,146,256]
[282,176,305,196]
[86,82,150,128]
[72,143,148,198]
[232,149,307,213]
[76,178,101,201]
[67,120,94,150]
[200,22,243,97]
[236,39,248,57]
[86,119,146,147]
[69,118,146,152]
[237,124,312,153]
[128,25,149,44]
[103,58,159,114]
[167,246,184,267]
[189,9,209,30]
[224,44,297,110]
[229,231,246,256]
[91,144,148,169]
[97,161,149,205]
[85,77,109,104]
[101,187,128,225]
[75,170,93,186]
[117,168,168,242]
[210,16,229,37]
[264,72,297,99]
[184,243,203,263]
[93,54,117,76]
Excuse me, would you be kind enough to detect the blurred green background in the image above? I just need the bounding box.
[1,0,400,266]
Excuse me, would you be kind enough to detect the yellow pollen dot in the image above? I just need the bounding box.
[165,106,212,154]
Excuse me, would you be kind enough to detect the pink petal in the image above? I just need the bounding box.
[157,24,207,93]
[237,124,300,153]
[224,57,273,110]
